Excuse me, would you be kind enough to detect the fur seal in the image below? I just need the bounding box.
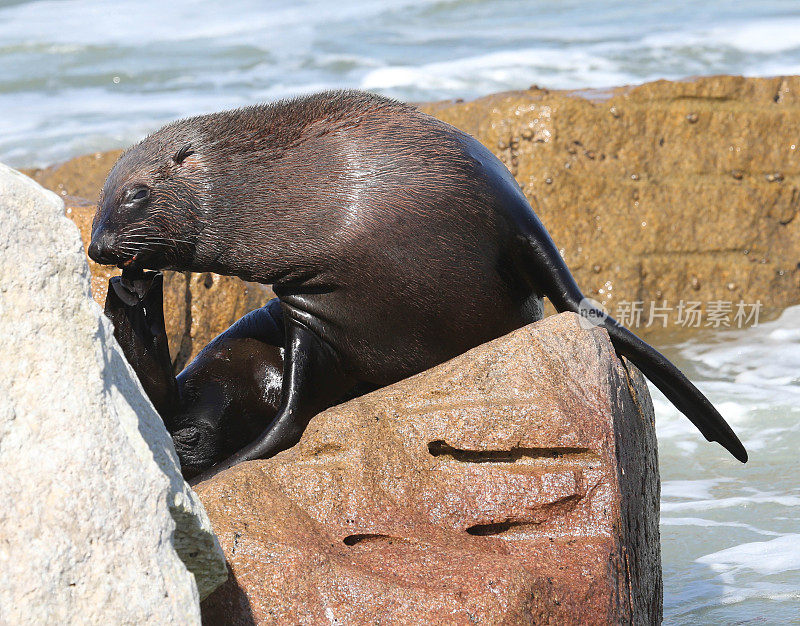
[89,89,747,481]
[104,269,286,479]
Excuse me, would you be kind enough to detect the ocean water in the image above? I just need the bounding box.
[1,0,798,621]
[655,307,800,623]
[3,0,800,166]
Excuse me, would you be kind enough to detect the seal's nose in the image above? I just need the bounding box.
[88,230,115,264]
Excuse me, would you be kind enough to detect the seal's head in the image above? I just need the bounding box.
[89,135,205,271]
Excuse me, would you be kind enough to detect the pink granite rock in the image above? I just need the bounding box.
[196,312,661,624]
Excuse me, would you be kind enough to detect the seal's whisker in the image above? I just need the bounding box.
[123,233,193,246]
[116,237,161,248]
[120,227,156,238]
[115,240,168,256]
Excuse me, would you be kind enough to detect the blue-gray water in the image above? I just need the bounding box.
[655,310,800,624]
[1,1,798,622]
[4,0,800,167]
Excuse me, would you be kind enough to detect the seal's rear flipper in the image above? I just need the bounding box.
[104,271,180,426]
[522,230,748,463]
[596,320,747,462]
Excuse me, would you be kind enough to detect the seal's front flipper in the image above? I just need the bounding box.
[104,271,179,424]
[188,314,356,485]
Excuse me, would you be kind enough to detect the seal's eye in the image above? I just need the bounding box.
[131,188,150,201]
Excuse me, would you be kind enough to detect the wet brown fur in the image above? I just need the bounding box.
[94,90,541,386]
[91,89,747,470]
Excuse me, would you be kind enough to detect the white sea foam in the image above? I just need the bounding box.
[360,47,635,93]
[644,18,800,55]
[660,517,781,537]
[0,0,437,46]
[652,305,800,442]
[661,479,728,501]
[697,535,800,577]
[661,494,800,514]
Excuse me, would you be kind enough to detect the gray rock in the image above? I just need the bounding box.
[0,164,227,625]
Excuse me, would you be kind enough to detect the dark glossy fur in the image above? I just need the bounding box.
[90,90,747,481]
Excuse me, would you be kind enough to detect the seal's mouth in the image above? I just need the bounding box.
[90,231,162,271]
[116,251,167,273]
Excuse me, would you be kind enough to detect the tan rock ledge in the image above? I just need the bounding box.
[197,312,661,625]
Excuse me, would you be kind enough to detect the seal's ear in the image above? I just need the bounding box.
[173,144,195,165]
